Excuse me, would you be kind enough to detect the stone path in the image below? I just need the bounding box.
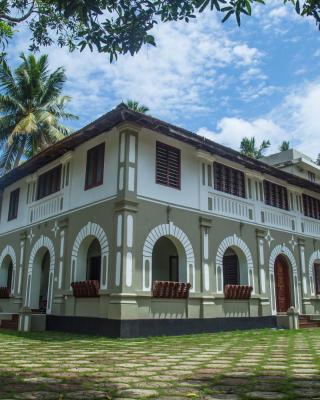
[0,328,320,399]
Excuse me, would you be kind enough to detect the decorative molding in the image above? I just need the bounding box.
[142,222,195,291]
[199,216,212,228]
[269,244,297,275]
[71,222,109,289]
[51,221,60,238]
[215,234,254,294]
[27,228,35,244]
[27,235,56,313]
[308,250,320,296]
[289,235,298,252]
[0,245,16,270]
[264,230,274,248]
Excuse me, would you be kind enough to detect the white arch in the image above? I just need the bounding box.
[0,245,17,294]
[269,244,300,315]
[308,250,320,296]
[70,222,109,289]
[215,234,255,294]
[26,235,56,314]
[142,222,195,291]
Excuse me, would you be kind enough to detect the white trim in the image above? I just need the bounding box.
[215,234,255,294]
[136,195,320,242]
[142,221,195,291]
[127,215,133,248]
[71,222,109,289]
[269,244,300,315]
[308,250,320,296]
[0,245,17,294]
[27,235,55,314]
[129,135,136,163]
[0,194,117,237]
[126,251,133,287]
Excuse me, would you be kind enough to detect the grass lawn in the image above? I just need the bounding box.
[0,328,320,399]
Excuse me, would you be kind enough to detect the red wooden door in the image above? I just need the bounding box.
[275,257,291,313]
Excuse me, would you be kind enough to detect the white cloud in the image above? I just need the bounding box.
[197,118,287,154]
[8,12,263,123]
[197,82,320,159]
[268,7,288,19]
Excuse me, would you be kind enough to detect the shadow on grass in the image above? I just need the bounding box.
[0,369,320,400]
[0,370,119,399]
[183,371,320,400]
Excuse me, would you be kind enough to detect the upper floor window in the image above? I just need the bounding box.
[156,141,181,189]
[315,264,320,295]
[308,171,316,182]
[37,165,62,200]
[263,180,288,210]
[214,162,245,198]
[302,193,320,220]
[85,143,105,190]
[8,188,20,221]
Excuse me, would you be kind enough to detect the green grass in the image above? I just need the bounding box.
[0,328,320,399]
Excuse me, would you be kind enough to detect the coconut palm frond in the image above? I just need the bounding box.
[0,53,77,175]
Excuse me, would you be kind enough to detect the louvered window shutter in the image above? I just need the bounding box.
[156,142,181,189]
[214,162,245,199]
[263,180,288,210]
[303,194,320,220]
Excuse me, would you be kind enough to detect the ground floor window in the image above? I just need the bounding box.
[223,248,240,286]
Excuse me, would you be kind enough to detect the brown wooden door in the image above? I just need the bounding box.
[275,257,291,313]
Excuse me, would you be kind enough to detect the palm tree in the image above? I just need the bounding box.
[125,99,149,114]
[240,137,270,159]
[279,141,290,152]
[0,53,77,174]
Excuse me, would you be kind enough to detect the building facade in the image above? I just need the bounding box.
[0,104,320,337]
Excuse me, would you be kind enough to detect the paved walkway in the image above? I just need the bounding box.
[0,328,320,399]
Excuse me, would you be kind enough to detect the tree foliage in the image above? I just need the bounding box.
[279,141,290,152]
[240,136,270,159]
[125,99,149,114]
[0,1,319,61]
[0,52,77,174]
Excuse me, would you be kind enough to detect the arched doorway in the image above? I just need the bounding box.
[71,222,109,289]
[73,235,102,284]
[152,237,180,282]
[216,235,254,294]
[29,248,51,312]
[308,250,320,296]
[0,255,13,290]
[222,247,249,287]
[274,255,292,313]
[142,222,195,291]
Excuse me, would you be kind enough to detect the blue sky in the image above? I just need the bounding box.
[8,1,320,159]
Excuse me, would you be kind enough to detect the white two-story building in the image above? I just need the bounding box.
[0,104,319,337]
